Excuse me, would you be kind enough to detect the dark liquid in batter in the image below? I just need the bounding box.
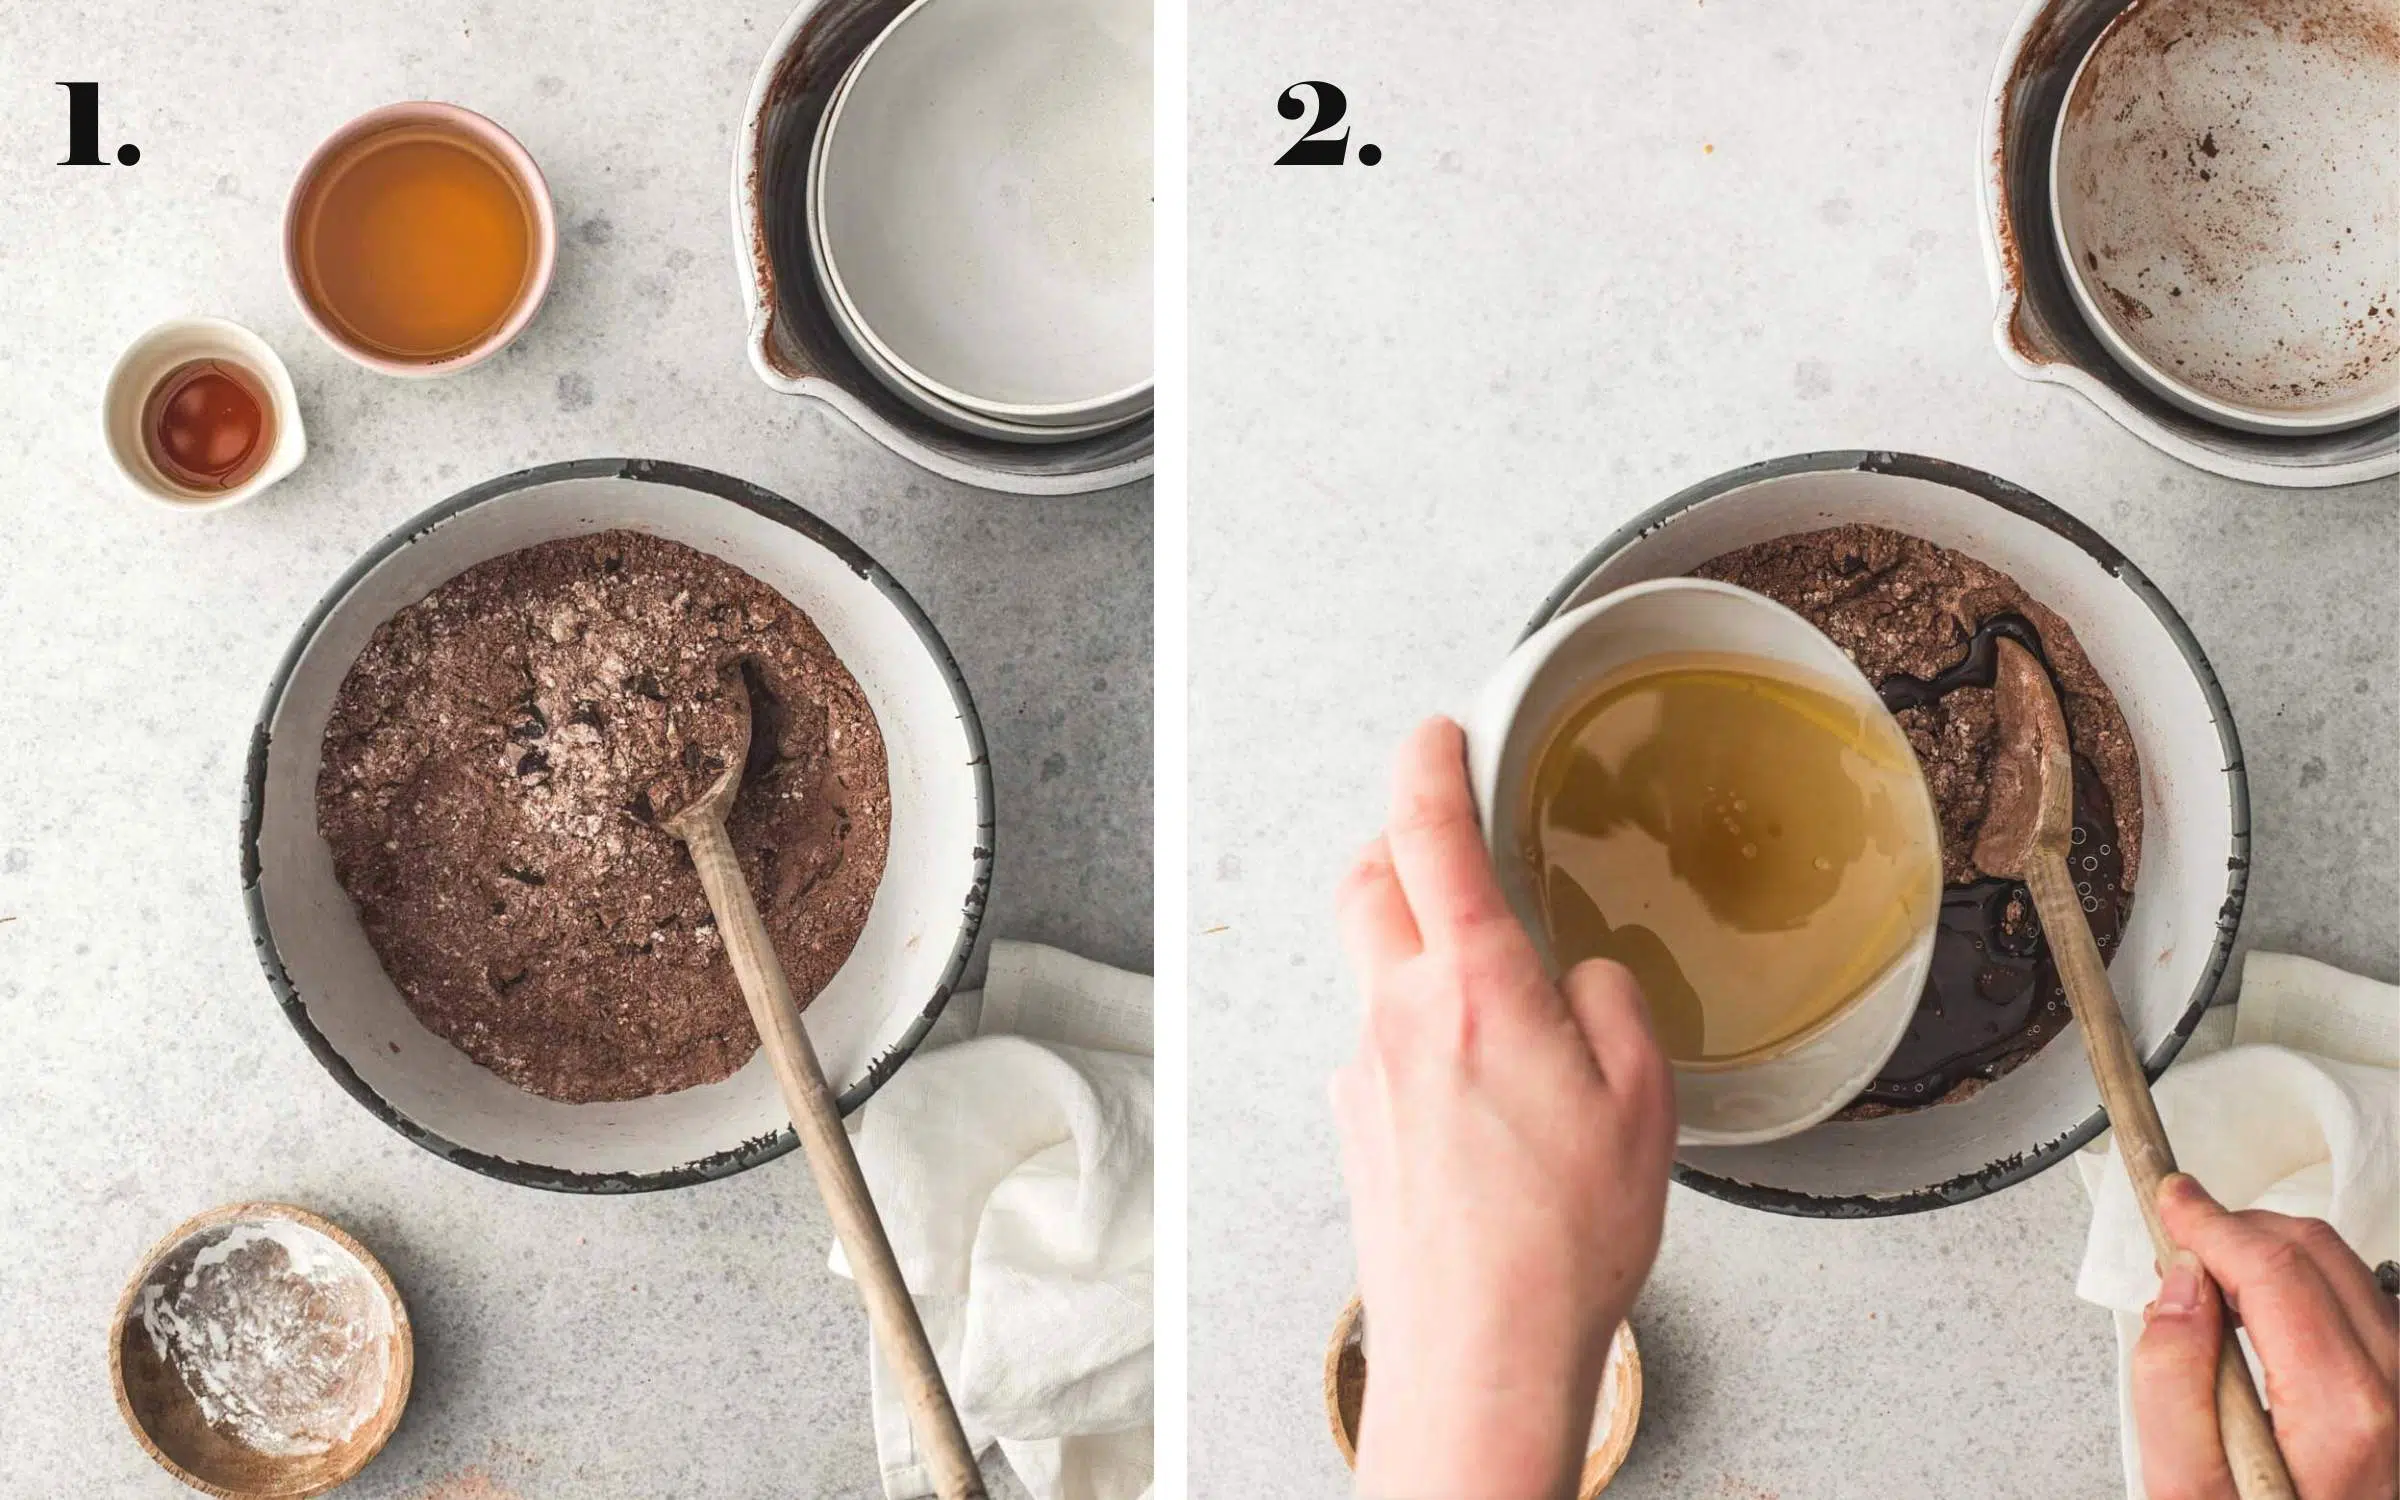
[1852,615,2130,1106]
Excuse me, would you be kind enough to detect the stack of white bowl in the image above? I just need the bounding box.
[2046,0,2398,439]
[809,0,1152,445]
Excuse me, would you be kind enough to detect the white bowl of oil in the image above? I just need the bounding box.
[282,101,557,378]
[1466,578,1944,1148]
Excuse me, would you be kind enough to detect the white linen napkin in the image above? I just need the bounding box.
[830,941,1155,1500]
[2074,952,2400,1499]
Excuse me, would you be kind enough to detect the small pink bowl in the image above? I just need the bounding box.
[282,102,557,378]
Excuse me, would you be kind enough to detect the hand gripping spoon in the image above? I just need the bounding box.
[660,671,985,1500]
[1974,639,2293,1500]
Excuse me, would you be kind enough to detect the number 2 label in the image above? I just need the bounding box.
[1275,82,1379,166]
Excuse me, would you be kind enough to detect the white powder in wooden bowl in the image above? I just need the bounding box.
[137,1219,394,1457]
[1588,1330,1631,1455]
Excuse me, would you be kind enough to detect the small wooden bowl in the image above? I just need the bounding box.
[1324,1295,1643,1497]
[110,1203,413,1498]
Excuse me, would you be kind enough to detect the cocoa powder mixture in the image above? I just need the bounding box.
[1695,525,2141,887]
[317,531,890,1103]
[1694,525,2145,1110]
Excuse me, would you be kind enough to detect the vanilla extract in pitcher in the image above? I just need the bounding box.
[1527,654,1939,1066]
[140,359,274,493]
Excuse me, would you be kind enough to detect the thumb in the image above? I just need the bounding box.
[1560,959,1658,1079]
[2131,1250,2238,1500]
[1560,959,1673,1134]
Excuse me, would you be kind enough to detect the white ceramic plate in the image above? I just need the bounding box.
[732,0,1153,494]
[2051,0,2400,433]
[242,460,993,1191]
[814,0,1153,425]
[806,82,1143,446]
[1532,453,2245,1215]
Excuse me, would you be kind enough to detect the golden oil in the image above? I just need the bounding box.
[293,126,535,361]
[1527,653,1937,1067]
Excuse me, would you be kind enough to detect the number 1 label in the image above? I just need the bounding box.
[58,82,140,166]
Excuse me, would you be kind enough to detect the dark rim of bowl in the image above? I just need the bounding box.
[239,457,996,1194]
[1526,449,2249,1218]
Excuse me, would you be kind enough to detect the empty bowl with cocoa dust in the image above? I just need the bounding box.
[2050,0,2400,433]
[1982,0,2399,484]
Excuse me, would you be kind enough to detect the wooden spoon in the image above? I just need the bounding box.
[1974,639,2293,1500]
[660,672,985,1500]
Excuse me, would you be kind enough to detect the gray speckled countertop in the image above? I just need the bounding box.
[0,5,1147,1496]
[1190,1,2395,1497]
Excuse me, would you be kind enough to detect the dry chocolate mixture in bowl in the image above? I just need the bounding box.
[1693,524,2143,1114]
[315,530,891,1105]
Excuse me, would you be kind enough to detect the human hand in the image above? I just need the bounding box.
[1332,717,1676,1500]
[2134,1173,2398,1500]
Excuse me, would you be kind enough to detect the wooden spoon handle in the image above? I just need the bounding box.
[683,813,986,1500]
[2027,849,2295,1500]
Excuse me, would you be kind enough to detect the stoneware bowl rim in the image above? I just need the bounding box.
[239,457,994,1193]
[109,1200,413,1499]
[280,100,559,380]
[1527,449,2249,1217]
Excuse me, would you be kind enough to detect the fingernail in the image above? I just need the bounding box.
[2157,1172,2212,1212]
[2156,1251,2204,1316]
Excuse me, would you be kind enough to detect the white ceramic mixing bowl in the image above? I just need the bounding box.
[242,459,993,1191]
[1529,452,2245,1215]
[805,83,1141,446]
[734,0,1152,492]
